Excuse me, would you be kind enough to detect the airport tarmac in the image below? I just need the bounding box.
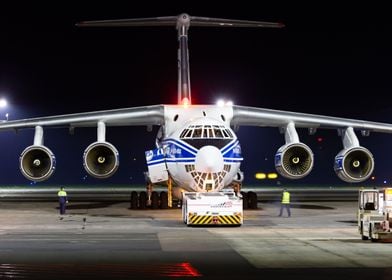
[0,200,391,279]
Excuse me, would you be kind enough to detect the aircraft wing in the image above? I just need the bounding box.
[0,105,165,132]
[231,105,392,134]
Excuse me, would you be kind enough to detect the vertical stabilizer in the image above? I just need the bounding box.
[76,13,284,106]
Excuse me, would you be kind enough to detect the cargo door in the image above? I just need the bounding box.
[145,148,168,183]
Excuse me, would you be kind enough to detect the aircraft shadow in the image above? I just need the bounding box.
[56,202,122,210]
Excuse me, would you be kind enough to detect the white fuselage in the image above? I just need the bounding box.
[153,105,243,198]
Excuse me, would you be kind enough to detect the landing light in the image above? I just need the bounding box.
[217,99,225,107]
[0,98,7,108]
[216,99,233,107]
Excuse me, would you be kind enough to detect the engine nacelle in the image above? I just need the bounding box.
[83,141,119,178]
[275,143,314,179]
[334,147,374,183]
[20,145,56,181]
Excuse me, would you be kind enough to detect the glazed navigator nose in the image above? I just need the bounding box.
[195,145,224,173]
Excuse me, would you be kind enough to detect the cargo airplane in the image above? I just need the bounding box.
[1,13,392,208]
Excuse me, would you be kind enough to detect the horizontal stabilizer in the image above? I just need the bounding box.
[76,14,284,28]
[76,16,178,27]
[188,16,284,28]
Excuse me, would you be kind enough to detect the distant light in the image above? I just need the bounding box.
[226,100,233,106]
[317,137,323,142]
[0,98,7,108]
[267,173,278,179]
[371,176,375,180]
[217,99,225,107]
[255,173,266,179]
[384,180,387,184]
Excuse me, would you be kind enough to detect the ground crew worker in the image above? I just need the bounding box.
[278,188,291,217]
[57,187,68,216]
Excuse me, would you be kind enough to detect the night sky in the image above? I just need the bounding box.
[0,2,391,186]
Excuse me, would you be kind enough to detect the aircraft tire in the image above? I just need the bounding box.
[360,223,369,240]
[130,191,138,209]
[248,191,258,209]
[139,191,147,209]
[151,191,159,209]
[241,191,249,209]
[369,225,377,242]
[160,191,168,209]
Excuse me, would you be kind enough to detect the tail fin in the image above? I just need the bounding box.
[77,13,284,106]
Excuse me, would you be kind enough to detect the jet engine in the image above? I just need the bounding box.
[20,145,56,181]
[275,143,314,179]
[83,141,119,178]
[334,147,374,183]
[334,127,374,183]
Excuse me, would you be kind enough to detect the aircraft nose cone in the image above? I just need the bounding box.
[195,146,224,173]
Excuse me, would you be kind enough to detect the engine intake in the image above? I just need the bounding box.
[20,145,56,181]
[83,142,119,178]
[275,143,314,179]
[334,147,374,183]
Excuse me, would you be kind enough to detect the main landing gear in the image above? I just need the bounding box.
[130,178,172,210]
[129,189,169,210]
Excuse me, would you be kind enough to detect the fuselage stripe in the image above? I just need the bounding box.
[220,139,239,154]
[162,138,198,155]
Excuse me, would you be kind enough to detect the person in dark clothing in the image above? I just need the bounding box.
[57,187,68,216]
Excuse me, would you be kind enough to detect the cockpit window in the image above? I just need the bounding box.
[205,125,213,138]
[184,129,193,138]
[180,124,233,140]
[214,126,223,138]
[179,124,234,149]
[193,126,203,138]
[179,129,188,138]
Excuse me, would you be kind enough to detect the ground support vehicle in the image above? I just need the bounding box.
[182,191,243,226]
[358,188,392,241]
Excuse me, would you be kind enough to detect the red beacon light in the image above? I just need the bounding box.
[181,97,190,108]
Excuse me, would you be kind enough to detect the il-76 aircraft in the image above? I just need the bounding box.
[1,13,392,209]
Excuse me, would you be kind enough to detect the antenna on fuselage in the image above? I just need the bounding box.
[76,13,284,106]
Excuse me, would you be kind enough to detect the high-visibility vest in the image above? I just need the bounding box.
[281,191,290,204]
[58,190,67,197]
